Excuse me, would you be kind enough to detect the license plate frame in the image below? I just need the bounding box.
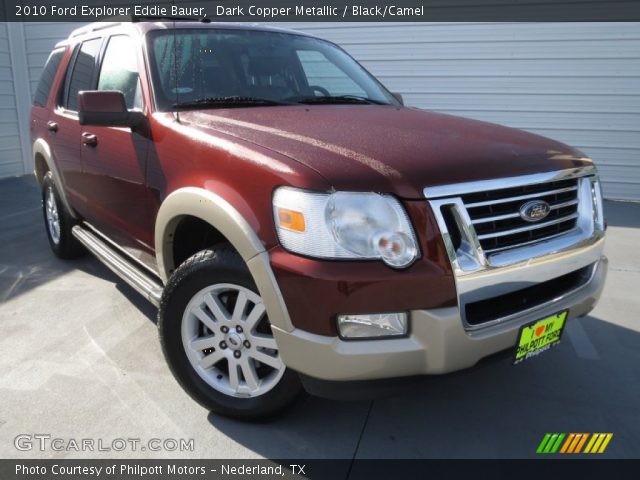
[513,310,568,365]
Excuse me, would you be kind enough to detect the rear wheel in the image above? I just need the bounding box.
[158,247,301,419]
[41,171,84,259]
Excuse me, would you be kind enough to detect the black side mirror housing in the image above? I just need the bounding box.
[78,90,145,128]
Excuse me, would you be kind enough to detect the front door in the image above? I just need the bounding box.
[79,34,153,260]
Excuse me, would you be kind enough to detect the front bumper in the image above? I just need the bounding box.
[272,253,606,382]
[267,167,607,382]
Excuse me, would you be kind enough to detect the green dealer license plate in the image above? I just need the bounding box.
[514,311,568,364]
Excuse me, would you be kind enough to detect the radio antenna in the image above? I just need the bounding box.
[171,8,180,122]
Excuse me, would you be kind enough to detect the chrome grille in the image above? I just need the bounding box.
[461,178,580,253]
[424,166,605,330]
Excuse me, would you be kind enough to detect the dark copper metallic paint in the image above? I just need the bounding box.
[31,21,591,336]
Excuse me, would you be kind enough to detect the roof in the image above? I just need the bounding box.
[66,20,315,42]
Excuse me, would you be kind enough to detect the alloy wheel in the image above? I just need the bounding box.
[181,283,285,398]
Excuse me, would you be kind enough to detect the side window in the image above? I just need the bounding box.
[98,35,142,110]
[65,38,102,111]
[33,49,64,107]
[296,50,366,97]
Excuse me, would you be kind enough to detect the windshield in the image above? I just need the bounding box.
[146,28,398,110]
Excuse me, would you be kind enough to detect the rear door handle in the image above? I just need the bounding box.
[81,132,98,147]
[47,121,58,133]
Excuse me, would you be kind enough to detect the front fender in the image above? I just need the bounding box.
[154,187,294,332]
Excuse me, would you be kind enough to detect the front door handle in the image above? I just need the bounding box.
[81,132,98,147]
[47,121,58,133]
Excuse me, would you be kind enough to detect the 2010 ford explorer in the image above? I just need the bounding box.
[30,20,607,419]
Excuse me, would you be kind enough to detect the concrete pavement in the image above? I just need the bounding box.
[0,175,638,459]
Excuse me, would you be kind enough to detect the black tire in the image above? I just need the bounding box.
[158,246,302,420]
[41,171,84,259]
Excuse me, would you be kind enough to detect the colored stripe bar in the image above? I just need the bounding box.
[550,433,566,453]
[567,433,582,453]
[584,434,598,454]
[574,433,589,453]
[560,433,575,454]
[544,434,559,453]
[598,434,613,454]
[537,434,552,454]
[590,433,607,453]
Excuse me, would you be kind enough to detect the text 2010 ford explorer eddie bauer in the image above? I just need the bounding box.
[31,20,607,418]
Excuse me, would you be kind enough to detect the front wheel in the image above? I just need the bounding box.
[158,247,301,419]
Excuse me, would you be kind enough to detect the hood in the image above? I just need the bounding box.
[180,105,592,199]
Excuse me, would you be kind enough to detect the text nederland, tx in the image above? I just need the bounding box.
[15,463,289,476]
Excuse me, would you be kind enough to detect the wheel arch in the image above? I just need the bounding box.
[32,138,78,218]
[155,187,293,332]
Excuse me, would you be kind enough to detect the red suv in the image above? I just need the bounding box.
[31,20,607,418]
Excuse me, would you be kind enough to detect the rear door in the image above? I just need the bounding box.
[79,34,153,259]
[48,37,103,209]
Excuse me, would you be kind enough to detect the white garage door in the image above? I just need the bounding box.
[10,21,640,201]
[0,24,26,178]
[283,22,640,201]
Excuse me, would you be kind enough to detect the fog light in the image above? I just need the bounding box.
[337,313,408,339]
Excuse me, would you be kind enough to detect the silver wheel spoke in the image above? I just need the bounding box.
[228,362,240,391]
[192,307,218,333]
[190,335,217,351]
[199,350,225,369]
[250,350,282,370]
[204,293,230,322]
[232,291,248,322]
[244,303,266,331]
[240,357,260,391]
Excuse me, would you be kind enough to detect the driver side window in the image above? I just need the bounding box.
[98,35,142,110]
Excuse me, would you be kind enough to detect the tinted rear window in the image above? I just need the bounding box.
[33,49,64,107]
[65,38,102,111]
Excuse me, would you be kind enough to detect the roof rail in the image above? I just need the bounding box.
[131,15,211,23]
[70,22,122,38]
[68,15,210,38]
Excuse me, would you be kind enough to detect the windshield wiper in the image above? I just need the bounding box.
[173,96,292,109]
[285,95,388,105]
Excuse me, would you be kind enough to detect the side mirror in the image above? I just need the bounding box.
[391,92,404,106]
[78,91,144,128]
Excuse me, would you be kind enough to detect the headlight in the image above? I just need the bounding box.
[273,187,419,268]
[591,177,605,231]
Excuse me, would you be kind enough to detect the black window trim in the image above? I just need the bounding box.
[59,36,105,114]
[33,47,66,108]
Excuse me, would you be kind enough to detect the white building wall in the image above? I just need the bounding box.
[5,21,640,200]
[0,24,25,178]
[282,22,640,200]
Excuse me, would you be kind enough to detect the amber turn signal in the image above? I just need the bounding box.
[277,208,306,232]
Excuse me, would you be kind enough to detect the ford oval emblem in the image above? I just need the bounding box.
[519,200,551,222]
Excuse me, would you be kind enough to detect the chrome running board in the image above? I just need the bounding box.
[72,225,163,307]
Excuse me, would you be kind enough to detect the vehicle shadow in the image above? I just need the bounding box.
[1,177,109,303]
[0,175,156,326]
[207,315,640,459]
[603,200,640,228]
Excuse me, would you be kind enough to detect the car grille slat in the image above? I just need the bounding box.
[463,185,578,208]
[461,178,580,253]
[476,213,578,240]
[471,199,578,225]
